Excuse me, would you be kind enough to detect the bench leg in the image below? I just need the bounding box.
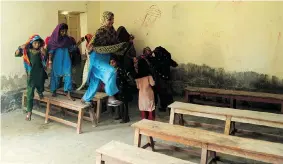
[96,153,103,164]
[230,98,236,108]
[97,100,101,123]
[200,144,208,164]
[89,107,97,127]
[169,108,175,124]
[134,128,142,147]
[178,114,184,126]
[77,109,84,134]
[224,116,231,135]
[230,121,237,135]
[147,136,155,151]
[45,102,50,124]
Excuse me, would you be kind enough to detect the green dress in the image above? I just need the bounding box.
[28,49,48,89]
[16,49,47,112]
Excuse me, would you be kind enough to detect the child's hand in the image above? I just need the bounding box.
[40,47,46,54]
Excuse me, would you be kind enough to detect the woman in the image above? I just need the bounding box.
[15,35,48,120]
[48,23,77,101]
[80,11,131,106]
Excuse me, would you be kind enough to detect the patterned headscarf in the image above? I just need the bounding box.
[101,11,114,26]
[22,34,47,72]
[87,11,128,55]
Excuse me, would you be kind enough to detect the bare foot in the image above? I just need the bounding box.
[25,112,32,121]
[67,92,75,101]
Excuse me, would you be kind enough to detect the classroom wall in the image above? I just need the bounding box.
[99,1,283,94]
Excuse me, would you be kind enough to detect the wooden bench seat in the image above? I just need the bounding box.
[185,86,283,113]
[96,141,196,164]
[22,91,90,134]
[132,120,283,164]
[44,88,108,124]
[169,101,283,135]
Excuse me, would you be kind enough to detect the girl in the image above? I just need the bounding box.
[79,11,131,106]
[47,23,77,101]
[135,58,156,120]
[15,35,48,121]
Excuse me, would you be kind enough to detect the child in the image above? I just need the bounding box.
[15,35,48,121]
[135,58,155,120]
[110,55,133,123]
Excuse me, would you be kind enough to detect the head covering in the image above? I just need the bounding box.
[117,26,130,42]
[135,58,150,79]
[45,36,50,46]
[22,34,46,72]
[84,34,93,47]
[101,11,114,26]
[47,23,72,50]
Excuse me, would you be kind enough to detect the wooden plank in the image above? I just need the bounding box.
[47,115,77,128]
[169,108,175,124]
[174,108,227,121]
[224,116,232,135]
[134,128,141,147]
[169,102,283,128]
[185,86,283,101]
[200,144,208,164]
[96,141,196,164]
[77,109,84,134]
[32,110,46,118]
[131,120,283,158]
[96,152,102,164]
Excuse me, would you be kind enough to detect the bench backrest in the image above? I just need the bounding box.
[96,141,196,164]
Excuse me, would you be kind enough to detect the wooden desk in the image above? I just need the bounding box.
[132,120,283,164]
[96,140,196,164]
[22,91,90,134]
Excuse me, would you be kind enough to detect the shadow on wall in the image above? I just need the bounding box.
[171,63,283,96]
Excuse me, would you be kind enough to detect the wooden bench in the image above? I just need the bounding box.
[22,91,90,134]
[169,101,283,136]
[96,140,196,164]
[132,120,283,164]
[45,88,108,125]
[185,86,283,113]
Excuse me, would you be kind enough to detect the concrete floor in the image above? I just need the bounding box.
[1,96,282,164]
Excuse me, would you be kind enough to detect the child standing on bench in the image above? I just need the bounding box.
[110,55,133,123]
[15,35,48,121]
[135,58,156,120]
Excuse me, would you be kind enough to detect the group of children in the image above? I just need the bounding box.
[16,11,175,124]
